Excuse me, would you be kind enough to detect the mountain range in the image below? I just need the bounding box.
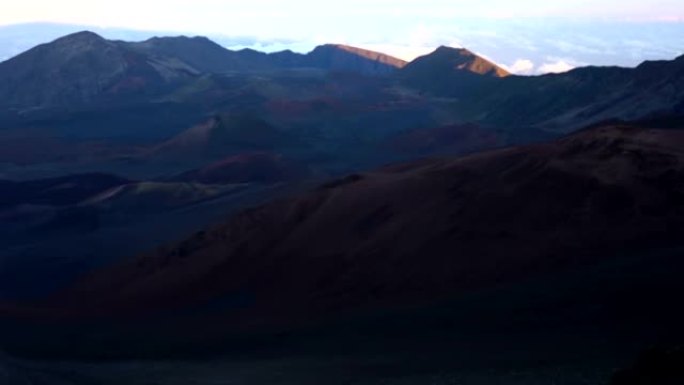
[0,31,408,111]
[0,30,681,182]
[2,31,681,133]
[0,30,683,384]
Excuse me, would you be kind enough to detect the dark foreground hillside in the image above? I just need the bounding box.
[53,125,684,320]
[1,123,683,384]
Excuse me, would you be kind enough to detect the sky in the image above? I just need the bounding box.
[1,0,684,74]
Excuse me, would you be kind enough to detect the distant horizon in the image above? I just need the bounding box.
[2,19,684,75]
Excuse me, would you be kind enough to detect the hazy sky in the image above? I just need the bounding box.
[1,0,683,74]
[3,0,684,30]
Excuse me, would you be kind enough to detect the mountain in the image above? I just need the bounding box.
[0,22,174,63]
[400,46,510,95]
[455,55,684,132]
[405,46,510,77]
[52,123,684,323]
[129,39,407,75]
[0,122,682,384]
[0,31,201,111]
[151,114,295,162]
[3,31,680,137]
[3,30,684,382]
[0,32,407,111]
[398,46,682,134]
[1,32,682,185]
[130,35,257,73]
[305,44,407,75]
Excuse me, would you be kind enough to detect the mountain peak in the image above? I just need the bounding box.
[432,46,508,76]
[0,30,205,110]
[434,45,473,55]
[307,44,406,74]
[329,44,407,66]
[404,46,510,78]
[146,35,214,44]
[54,30,106,45]
[315,43,375,53]
[313,43,404,62]
[140,35,225,51]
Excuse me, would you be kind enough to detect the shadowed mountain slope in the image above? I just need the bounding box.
[400,46,510,96]
[0,31,199,110]
[403,46,509,78]
[151,114,296,162]
[129,35,257,73]
[453,54,684,132]
[305,44,407,75]
[52,124,684,325]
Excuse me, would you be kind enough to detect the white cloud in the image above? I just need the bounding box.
[504,59,535,74]
[356,44,435,61]
[352,25,467,61]
[538,60,575,73]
